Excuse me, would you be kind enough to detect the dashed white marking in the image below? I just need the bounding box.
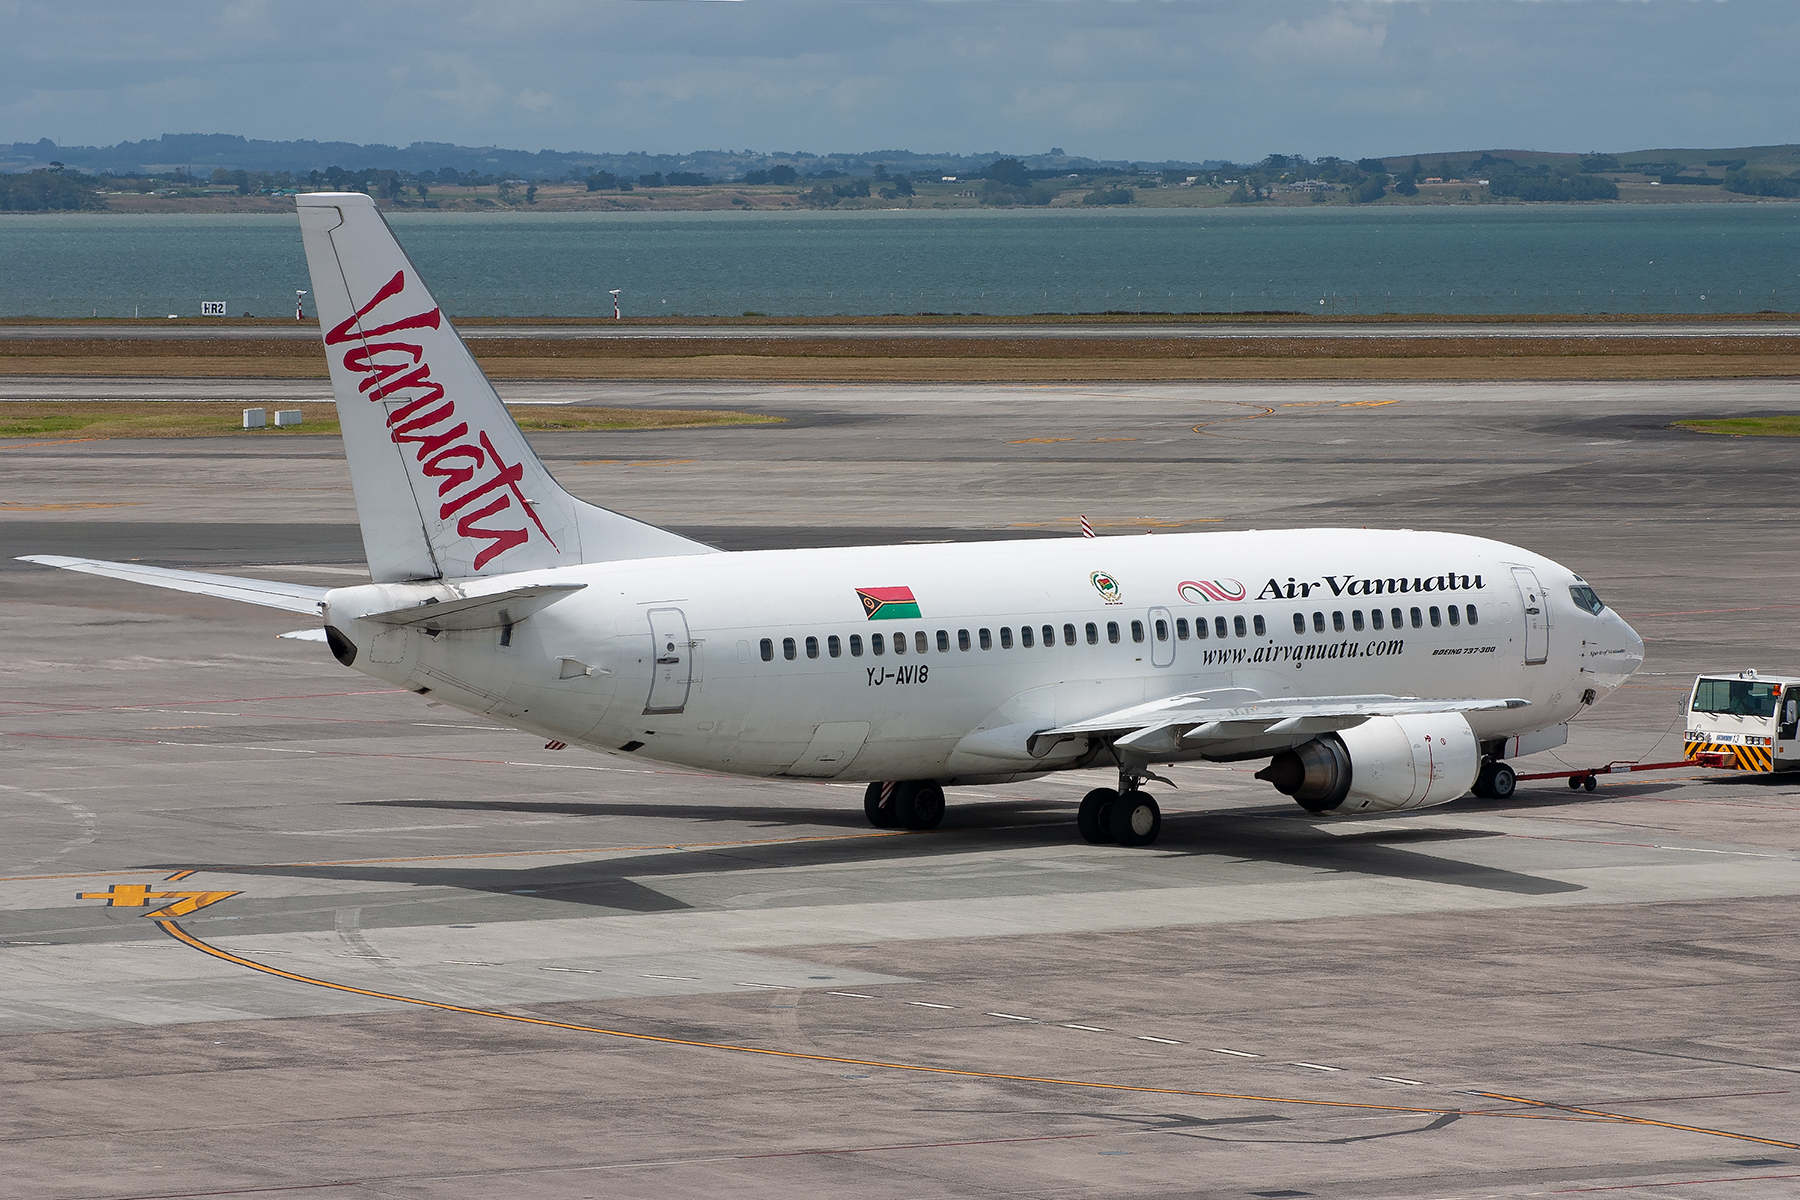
[826,991,872,998]
[908,1001,957,1009]
[639,973,697,981]
[1062,1024,1110,1032]
[1211,1048,1262,1058]
[1291,1062,1342,1072]
[1376,1076,1427,1086]
[986,1012,1035,1022]
[443,960,498,967]
[1138,1036,1184,1045]
[736,982,795,989]
[539,966,603,974]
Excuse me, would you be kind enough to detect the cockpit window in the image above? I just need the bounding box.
[1692,678,1780,719]
[1569,584,1605,615]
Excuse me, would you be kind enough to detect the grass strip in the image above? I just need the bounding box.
[1674,415,1800,437]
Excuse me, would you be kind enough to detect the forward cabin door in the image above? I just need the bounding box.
[644,607,694,714]
[1510,567,1549,666]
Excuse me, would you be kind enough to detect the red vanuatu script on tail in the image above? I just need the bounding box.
[329,271,556,570]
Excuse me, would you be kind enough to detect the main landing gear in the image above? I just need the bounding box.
[864,780,946,831]
[1472,758,1518,800]
[1077,778,1163,848]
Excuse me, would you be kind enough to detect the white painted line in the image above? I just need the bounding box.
[908,1001,957,1009]
[1210,1048,1262,1058]
[443,960,498,967]
[1376,1076,1427,1086]
[1290,1062,1343,1072]
[826,991,872,998]
[986,1012,1035,1022]
[736,982,795,989]
[639,973,697,981]
[539,966,603,974]
[1138,1036,1184,1045]
[1062,1024,1110,1032]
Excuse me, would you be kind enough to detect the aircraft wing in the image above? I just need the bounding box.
[1035,691,1529,757]
[17,555,328,616]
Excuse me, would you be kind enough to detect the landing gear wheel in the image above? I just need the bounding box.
[1109,791,1162,847]
[1077,788,1118,844]
[896,781,946,831]
[1474,760,1517,800]
[863,782,899,829]
[1583,774,1598,793]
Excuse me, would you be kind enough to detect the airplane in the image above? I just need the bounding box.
[20,192,1646,848]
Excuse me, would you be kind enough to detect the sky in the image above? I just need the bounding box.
[4,0,1798,164]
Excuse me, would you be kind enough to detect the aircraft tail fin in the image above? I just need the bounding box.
[296,192,714,582]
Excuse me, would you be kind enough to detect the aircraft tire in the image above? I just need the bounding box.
[1077,788,1118,844]
[1110,791,1161,847]
[863,782,899,829]
[1488,762,1517,799]
[896,781,945,831]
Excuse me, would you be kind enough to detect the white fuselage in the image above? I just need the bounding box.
[321,527,1644,784]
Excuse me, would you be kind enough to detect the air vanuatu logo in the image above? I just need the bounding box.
[857,586,921,620]
[1091,571,1123,605]
[1178,578,1246,603]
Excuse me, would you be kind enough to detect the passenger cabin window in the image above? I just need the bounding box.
[1466,604,1479,626]
[956,629,969,651]
[1352,610,1365,632]
[893,632,906,656]
[1085,622,1099,645]
[1154,618,1168,641]
[1253,615,1266,637]
[915,631,929,654]
[1570,584,1606,615]
[1214,616,1228,639]
[850,634,864,657]
[783,637,797,661]
[979,628,992,650]
[1410,607,1423,629]
[1176,618,1190,640]
[1372,609,1384,630]
[1234,615,1247,637]
[806,635,819,659]
[1692,678,1780,718]
[1333,611,1345,633]
[1447,605,1460,627]
[1391,607,1405,629]
[828,634,842,657]
[871,633,885,656]
[1293,613,1306,634]
[939,630,952,653]
[999,627,1012,649]
[1107,621,1120,644]
[1021,626,1034,648]
[1313,612,1325,633]
[1429,607,1441,628]
[1132,620,1146,643]
[760,637,774,662]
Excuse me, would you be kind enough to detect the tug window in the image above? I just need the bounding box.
[1372,609,1384,631]
[1466,604,1479,626]
[979,628,992,650]
[1313,612,1325,633]
[1234,615,1247,638]
[1020,625,1033,648]
[1352,610,1365,632]
[940,630,953,652]
[1154,618,1168,642]
[892,633,906,656]
[783,637,797,661]
[1085,622,1099,645]
[760,637,773,662]
[849,634,863,657]
[1391,607,1405,629]
[806,636,819,659]
[1447,605,1460,627]
[1410,607,1424,629]
[1333,611,1345,633]
[1107,621,1120,644]
[1176,618,1190,640]
[1214,616,1228,639]
[957,629,970,651]
[1063,623,1076,646]
[1253,615,1266,637]
[999,627,1011,649]
[1293,613,1306,634]
[915,631,929,654]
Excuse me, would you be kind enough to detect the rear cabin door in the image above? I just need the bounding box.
[1147,607,1175,668]
[644,607,694,714]
[1510,567,1549,666]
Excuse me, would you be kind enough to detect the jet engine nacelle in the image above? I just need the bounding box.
[1256,712,1481,814]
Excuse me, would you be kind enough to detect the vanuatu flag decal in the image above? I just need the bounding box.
[856,586,922,620]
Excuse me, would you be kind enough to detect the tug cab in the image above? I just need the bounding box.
[1685,671,1800,773]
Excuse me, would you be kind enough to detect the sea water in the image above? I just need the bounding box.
[2,203,1796,319]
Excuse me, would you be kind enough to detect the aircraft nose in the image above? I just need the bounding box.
[1618,613,1646,674]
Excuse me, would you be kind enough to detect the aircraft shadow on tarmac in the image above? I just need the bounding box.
[166,791,1587,914]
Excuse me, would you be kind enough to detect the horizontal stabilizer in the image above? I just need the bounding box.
[361,583,585,631]
[17,555,327,616]
[279,628,329,641]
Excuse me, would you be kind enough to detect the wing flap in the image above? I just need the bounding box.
[17,555,327,616]
[1046,693,1529,745]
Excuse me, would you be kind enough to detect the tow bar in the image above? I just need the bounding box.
[1515,757,1709,793]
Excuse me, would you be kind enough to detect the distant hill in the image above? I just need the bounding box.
[0,134,1221,179]
[1375,145,1800,174]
